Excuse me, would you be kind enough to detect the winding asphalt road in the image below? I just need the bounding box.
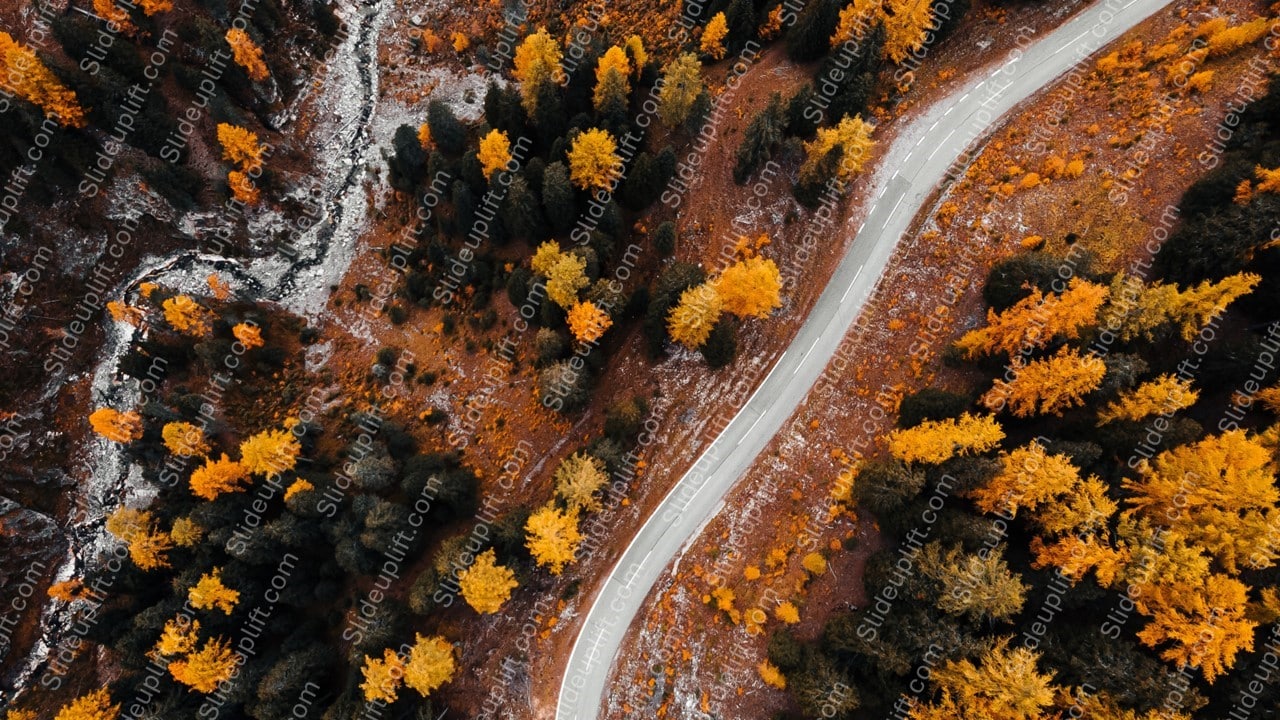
[557,0,1173,716]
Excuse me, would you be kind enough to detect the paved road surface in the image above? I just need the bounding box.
[557,0,1173,716]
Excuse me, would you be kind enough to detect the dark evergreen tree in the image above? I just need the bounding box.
[427,100,466,156]
[734,93,786,184]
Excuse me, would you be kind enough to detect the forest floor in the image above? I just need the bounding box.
[600,0,1278,718]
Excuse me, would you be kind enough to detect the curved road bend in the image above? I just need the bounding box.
[558,0,1172,716]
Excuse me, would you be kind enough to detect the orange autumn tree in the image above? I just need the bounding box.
[216,123,265,172]
[162,295,212,336]
[404,635,456,697]
[93,0,135,33]
[0,32,87,128]
[567,128,623,191]
[888,413,1005,465]
[105,508,172,570]
[154,616,200,657]
[981,347,1106,417]
[135,0,173,14]
[533,242,589,309]
[970,441,1084,517]
[163,421,210,457]
[1097,374,1198,424]
[227,170,260,204]
[239,429,301,475]
[883,0,937,63]
[458,549,518,614]
[801,114,875,184]
[169,637,238,693]
[188,568,240,614]
[512,28,563,112]
[1134,572,1257,682]
[1111,272,1260,342]
[668,283,723,349]
[525,503,583,574]
[53,688,119,720]
[90,408,143,443]
[831,0,881,46]
[1123,430,1280,573]
[360,649,405,703]
[701,12,729,60]
[956,278,1109,359]
[477,129,513,180]
[715,256,783,318]
[190,454,251,500]
[232,322,263,349]
[593,45,632,115]
[907,639,1056,720]
[225,28,269,81]
[567,301,612,344]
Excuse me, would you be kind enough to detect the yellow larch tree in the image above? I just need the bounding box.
[227,170,260,205]
[1031,475,1116,537]
[135,0,173,14]
[883,0,937,63]
[190,454,252,500]
[404,634,457,696]
[775,602,801,624]
[981,347,1106,417]
[162,295,212,336]
[568,128,623,191]
[657,53,704,128]
[554,452,609,512]
[1135,573,1257,682]
[908,639,1056,720]
[887,413,1005,465]
[1206,17,1273,57]
[758,659,787,689]
[667,282,723,349]
[525,503,583,574]
[93,0,135,33]
[623,35,648,73]
[512,28,563,112]
[216,123,265,172]
[189,568,240,614]
[567,301,612,344]
[232,322,263,349]
[593,45,632,113]
[163,421,210,457]
[1030,533,1129,585]
[0,32,87,128]
[701,12,729,60]
[284,479,313,501]
[239,429,301,476]
[544,250,589,309]
[360,649,405,703]
[1098,374,1198,424]
[169,637,239,693]
[226,28,269,81]
[531,240,563,275]
[106,508,172,570]
[831,0,882,46]
[956,278,1109,359]
[1123,430,1280,573]
[1113,272,1260,341]
[53,688,119,720]
[169,517,204,546]
[1255,165,1280,194]
[154,617,200,657]
[970,441,1083,517]
[801,114,875,183]
[477,129,513,180]
[458,549,518,614]
[90,408,143,443]
[715,256,782,319]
